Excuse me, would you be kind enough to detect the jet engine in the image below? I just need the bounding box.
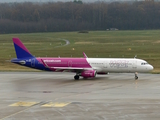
[81,70,96,78]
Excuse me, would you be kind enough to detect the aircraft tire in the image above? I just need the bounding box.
[74,75,79,80]
[135,76,138,80]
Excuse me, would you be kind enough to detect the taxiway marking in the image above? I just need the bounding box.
[1,102,43,120]
[9,101,38,107]
[41,102,70,107]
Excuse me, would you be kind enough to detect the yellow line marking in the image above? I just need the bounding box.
[9,101,37,107]
[42,102,70,107]
[1,102,40,120]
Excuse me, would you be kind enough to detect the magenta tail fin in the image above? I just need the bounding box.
[12,38,34,58]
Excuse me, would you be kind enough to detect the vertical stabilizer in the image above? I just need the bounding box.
[13,38,34,58]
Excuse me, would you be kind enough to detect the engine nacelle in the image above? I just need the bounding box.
[81,70,96,78]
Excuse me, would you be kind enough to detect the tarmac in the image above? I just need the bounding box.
[0,72,160,120]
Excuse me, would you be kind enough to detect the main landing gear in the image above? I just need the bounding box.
[74,75,79,80]
[135,72,138,80]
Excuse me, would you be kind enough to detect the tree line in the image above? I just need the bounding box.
[0,1,160,33]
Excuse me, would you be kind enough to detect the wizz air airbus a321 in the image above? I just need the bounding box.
[11,38,153,80]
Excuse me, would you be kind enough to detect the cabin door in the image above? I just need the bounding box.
[132,60,137,69]
[103,61,108,68]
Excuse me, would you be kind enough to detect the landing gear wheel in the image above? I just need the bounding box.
[135,76,138,80]
[135,72,138,80]
[74,75,79,80]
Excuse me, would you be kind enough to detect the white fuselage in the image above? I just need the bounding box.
[87,58,153,73]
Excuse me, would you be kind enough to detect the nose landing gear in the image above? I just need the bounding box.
[135,72,138,80]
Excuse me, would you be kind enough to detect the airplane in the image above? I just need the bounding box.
[11,38,154,80]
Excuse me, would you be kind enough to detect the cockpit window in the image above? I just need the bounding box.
[141,63,148,65]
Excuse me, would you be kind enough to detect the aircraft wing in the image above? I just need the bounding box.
[41,59,93,72]
[83,52,88,58]
[51,67,93,72]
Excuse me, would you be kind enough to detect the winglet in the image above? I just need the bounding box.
[13,38,34,58]
[83,52,88,58]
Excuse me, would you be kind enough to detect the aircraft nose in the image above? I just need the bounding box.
[149,65,154,71]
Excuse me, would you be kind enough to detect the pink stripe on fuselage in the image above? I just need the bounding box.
[37,57,91,68]
[13,38,31,54]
